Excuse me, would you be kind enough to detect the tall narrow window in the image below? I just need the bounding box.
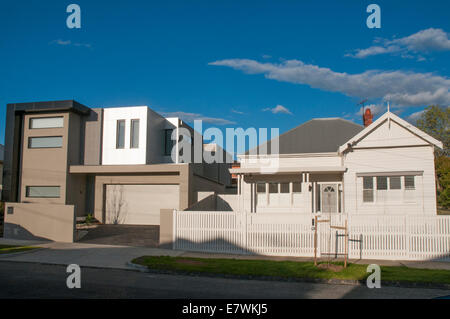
[116,120,125,149]
[256,183,266,193]
[293,182,302,193]
[376,176,388,190]
[130,119,139,148]
[280,183,289,193]
[389,176,401,189]
[363,176,374,202]
[404,176,415,190]
[164,129,174,156]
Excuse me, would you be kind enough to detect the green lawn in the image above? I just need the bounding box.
[0,244,39,255]
[132,256,450,285]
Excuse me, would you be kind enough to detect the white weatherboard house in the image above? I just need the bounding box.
[171,110,450,261]
[230,110,443,217]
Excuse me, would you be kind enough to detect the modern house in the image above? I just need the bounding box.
[2,100,231,241]
[230,109,443,216]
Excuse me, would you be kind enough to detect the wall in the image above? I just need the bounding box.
[102,106,148,165]
[20,112,69,205]
[240,153,341,169]
[4,202,75,242]
[344,145,436,215]
[159,209,174,249]
[83,108,103,165]
[146,108,171,164]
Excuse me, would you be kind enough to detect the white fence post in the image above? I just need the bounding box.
[172,209,177,250]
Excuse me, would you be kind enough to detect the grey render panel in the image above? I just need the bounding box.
[146,108,170,164]
[2,100,91,202]
[83,108,103,165]
[246,118,364,155]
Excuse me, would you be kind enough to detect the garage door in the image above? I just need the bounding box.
[105,184,179,225]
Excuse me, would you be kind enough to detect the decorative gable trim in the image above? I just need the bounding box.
[338,112,443,153]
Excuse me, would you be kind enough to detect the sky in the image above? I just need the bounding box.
[0,0,449,151]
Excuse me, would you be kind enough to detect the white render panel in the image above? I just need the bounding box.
[102,106,148,165]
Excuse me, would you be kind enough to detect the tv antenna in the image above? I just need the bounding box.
[357,99,368,113]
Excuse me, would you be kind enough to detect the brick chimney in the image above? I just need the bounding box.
[363,108,373,127]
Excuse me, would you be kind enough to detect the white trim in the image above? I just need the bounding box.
[229,166,345,174]
[238,152,339,159]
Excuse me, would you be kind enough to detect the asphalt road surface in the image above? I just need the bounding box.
[0,261,448,299]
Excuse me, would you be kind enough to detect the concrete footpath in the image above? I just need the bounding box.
[1,238,450,271]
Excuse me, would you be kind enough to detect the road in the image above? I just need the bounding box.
[0,261,448,299]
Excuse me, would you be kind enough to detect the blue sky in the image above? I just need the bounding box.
[1,0,449,150]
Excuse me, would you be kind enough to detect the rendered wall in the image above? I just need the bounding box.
[4,202,75,242]
[102,106,149,165]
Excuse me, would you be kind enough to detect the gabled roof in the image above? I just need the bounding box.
[338,111,443,153]
[245,118,364,155]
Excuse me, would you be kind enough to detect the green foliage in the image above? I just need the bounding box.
[435,155,450,208]
[132,256,450,285]
[416,105,450,156]
[85,213,94,225]
[416,105,450,208]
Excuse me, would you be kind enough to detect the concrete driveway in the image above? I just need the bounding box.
[78,225,159,247]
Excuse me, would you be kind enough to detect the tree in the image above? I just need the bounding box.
[416,105,450,156]
[415,105,450,208]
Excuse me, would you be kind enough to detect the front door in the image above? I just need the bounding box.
[321,184,338,213]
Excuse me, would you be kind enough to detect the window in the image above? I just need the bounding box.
[376,176,388,190]
[280,183,289,193]
[405,176,415,190]
[116,120,125,149]
[28,136,62,148]
[269,183,278,193]
[389,176,401,190]
[164,129,174,156]
[30,117,63,129]
[130,119,139,148]
[256,183,266,193]
[26,186,60,198]
[293,182,301,193]
[363,176,374,202]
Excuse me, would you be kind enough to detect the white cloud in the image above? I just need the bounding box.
[231,109,245,114]
[346,28,450,59]
[162,111,236,125]
[50,39,91,48]
[406,110,425,123]
[357,104,385,117]
[262,104,293,115]
[209,58,450,107]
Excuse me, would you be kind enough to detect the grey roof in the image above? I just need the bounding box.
[246,118,364,155]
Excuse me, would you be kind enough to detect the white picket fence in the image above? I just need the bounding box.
[173,210,450,261]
